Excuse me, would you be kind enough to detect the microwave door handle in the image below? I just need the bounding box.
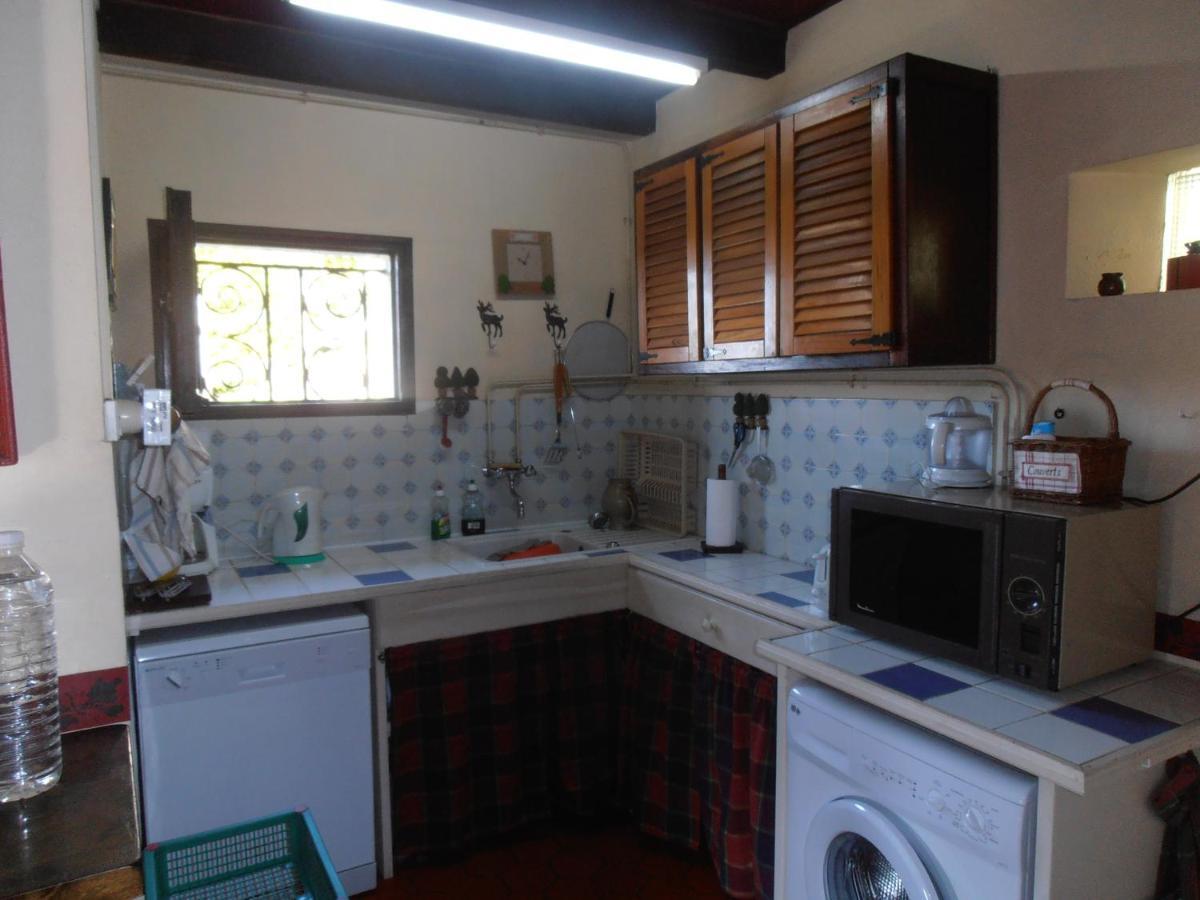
[930,421,952,467]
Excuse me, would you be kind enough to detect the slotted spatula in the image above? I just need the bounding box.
[544,348,571,465]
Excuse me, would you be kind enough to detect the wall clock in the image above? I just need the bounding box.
[492,229,555,298]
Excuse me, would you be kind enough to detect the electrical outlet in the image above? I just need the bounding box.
[142,388,172,446]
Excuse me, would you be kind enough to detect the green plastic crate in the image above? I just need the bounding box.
[143,808,347,900]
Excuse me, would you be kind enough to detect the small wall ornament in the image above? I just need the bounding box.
[493,229,555,298]
[543,302,568,348]
[476,300,504,350]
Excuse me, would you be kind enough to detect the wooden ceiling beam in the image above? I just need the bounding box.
[96,0,666,135]
[463,0,790,79]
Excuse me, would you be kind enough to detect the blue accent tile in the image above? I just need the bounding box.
[1052,696,1177,744]
[659,548,711,561]
[866,663,970,700]
[783,569,815,584]
[355,569,413,586]
[586,549,627,557]
[236,563,289,578]
[368,541,417,553]
[758,591,811,609]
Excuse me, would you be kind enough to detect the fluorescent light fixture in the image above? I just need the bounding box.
[288,0,704,86]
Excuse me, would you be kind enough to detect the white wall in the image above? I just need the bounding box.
[630,0,1200,616]
[100,74,633,398]
[0,1,126,675]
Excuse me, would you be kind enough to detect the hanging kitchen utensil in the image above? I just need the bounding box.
[746,394,775,484]
[544,347,570,465]
[747,426,776,485]
[563,290,630,401]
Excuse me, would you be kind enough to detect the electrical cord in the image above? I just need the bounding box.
[1122,468,1200,625]
[1123,470,1200,506]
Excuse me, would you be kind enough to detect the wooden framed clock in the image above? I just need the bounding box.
[492,229,555,298]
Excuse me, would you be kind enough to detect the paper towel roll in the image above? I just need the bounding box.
[705,478,739,548]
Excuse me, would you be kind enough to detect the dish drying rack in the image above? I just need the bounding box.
[618,430,698,536]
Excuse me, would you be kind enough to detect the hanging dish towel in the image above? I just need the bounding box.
[121,421,211,581]
[1154,751,1200,900]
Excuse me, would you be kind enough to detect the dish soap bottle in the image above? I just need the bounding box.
[461,480,486,536]
[430,487,451,541]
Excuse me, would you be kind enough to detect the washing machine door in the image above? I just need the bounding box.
[805,797,944,900]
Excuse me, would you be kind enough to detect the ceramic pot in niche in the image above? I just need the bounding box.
[1097,272,1125,296]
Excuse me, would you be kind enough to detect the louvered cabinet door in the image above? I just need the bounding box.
[701,125,778,361]
[781,81,893,356]
[636,160,700,365]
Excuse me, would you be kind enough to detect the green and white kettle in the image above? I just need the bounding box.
[257,486,325,564]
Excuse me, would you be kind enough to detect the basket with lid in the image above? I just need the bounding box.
[1010,379,1130,505]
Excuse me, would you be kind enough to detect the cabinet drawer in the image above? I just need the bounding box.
[628,570,795,673]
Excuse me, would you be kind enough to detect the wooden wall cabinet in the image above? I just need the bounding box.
[634,53,997,374]
[701,124,778,361]
[635,159,701,365]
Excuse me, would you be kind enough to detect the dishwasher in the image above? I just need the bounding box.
[133,605,376,895]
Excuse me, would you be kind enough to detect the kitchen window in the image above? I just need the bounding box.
[152,213,415,418]
[1162,164,1200,289]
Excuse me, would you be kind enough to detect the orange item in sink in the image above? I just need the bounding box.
[501,542,562,561]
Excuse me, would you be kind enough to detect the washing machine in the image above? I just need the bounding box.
[786,683,1037,900]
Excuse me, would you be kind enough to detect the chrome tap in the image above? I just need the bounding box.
[481,463,537,519]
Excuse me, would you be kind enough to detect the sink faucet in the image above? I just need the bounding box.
[481,463,537,519]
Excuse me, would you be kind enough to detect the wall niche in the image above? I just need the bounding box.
[1066,143,1200,300]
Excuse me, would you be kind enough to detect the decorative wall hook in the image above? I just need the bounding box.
[543,301,567,349]
[477,300,504,350]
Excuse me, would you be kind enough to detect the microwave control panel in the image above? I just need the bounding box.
[996,513,1064,689]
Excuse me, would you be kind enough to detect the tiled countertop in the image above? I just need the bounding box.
[125,522,1199,796]
[758,627,1200,794]
[125,524,832,635]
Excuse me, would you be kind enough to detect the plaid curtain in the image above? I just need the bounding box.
[387,609,776,896]
[386,611,623,864]
[621,613,777,899]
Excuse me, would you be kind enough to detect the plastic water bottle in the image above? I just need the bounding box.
[0,531,61,802]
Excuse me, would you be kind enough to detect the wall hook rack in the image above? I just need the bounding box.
[434,366,480,448]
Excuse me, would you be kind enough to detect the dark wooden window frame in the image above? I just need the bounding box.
[150,216,416,419]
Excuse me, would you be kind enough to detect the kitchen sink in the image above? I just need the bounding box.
[451,530,588,562]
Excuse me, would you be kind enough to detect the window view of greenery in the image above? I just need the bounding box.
[1161,165,1200,288]
[194,242,398,403]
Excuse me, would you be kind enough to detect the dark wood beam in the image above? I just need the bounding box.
[97,0,666,135]
[462,0,789,79]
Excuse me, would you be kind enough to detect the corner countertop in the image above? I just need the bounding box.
[0,725,140,897]
[125,524,834,635]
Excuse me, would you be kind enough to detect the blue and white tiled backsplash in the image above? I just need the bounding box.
[191,392,992,562]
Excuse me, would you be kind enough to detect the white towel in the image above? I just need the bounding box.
[121,421,212,581]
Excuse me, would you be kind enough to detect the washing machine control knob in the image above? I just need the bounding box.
[964,806,986,836]
[925,789,946,813]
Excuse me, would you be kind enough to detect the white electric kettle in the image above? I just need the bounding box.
[257,486,325,564]
[925,397,993,487]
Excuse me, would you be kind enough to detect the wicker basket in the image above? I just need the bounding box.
[1010,379,1130,505]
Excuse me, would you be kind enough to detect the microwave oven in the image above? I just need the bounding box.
[830,485,1161,690]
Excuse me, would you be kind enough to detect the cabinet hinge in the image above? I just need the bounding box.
[638,351,659,361]
[850,83,887,105]
[849,330,897,347]
[699,151,725,167]
[703,347,728,360]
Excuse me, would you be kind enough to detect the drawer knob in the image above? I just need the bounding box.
[701,616,717,633]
